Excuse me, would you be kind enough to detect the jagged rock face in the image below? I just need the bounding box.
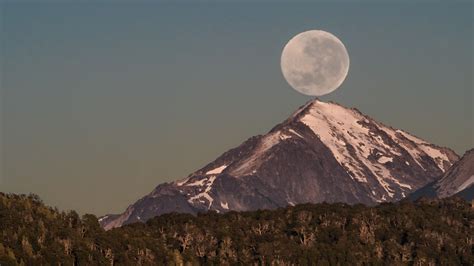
[410,149,474,201]
[101,99,459,230]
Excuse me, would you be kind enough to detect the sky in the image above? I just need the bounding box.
[1,2,472,215]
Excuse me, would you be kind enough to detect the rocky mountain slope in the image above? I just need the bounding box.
[410,148,473,201]
[101,99,459,230]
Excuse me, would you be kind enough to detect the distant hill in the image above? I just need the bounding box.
[410,149,474,201]
[102,99,458,229]
[1,193,473,265]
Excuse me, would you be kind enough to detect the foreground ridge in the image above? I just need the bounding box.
[0,193,473,265]
[102,99,459,229]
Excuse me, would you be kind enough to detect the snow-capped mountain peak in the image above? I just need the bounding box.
[101,99,459,230]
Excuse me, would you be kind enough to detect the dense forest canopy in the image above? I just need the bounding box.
[0,192,473,265]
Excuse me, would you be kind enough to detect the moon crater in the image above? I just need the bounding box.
[281,30,350,96]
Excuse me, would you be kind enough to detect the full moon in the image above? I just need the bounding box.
[281,30,350,96]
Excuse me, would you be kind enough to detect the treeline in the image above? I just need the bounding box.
[0,192,473,265]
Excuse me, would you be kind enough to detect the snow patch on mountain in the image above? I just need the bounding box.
[397,130,426,145]
[289,129,303,138]
[206,165,228,175]
[188,175,216,208]
[380,128,427,170]
[395,129,450,172]
[230,131,288,176]
[455,175,474,194]
[220,201,229,210]
[185,178,208,187]
[279,133,292,141]
[418,145,450,172]
[176,178,190,186]
[378,156,393,164]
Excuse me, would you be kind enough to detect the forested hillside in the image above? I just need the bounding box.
[0,193,472,265]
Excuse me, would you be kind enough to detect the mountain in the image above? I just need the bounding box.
[410,149,474,201]
[101,99,459,230]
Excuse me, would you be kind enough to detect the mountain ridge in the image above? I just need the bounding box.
[410,148,474,201]
[101,99,459,230]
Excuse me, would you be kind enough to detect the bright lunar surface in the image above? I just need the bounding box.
[281,30,350,96]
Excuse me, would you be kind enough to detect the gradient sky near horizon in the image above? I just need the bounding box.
[1,2,472,215]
